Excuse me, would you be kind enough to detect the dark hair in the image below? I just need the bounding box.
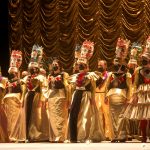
[53,59,62,69]
[50,59,63,75]
[98,59,107,68]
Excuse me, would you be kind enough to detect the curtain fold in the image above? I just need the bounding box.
[9,0,150,73]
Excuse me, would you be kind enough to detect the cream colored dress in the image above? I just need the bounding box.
[106,72,132,140]
[68,72,105,142]
[123,68,150,120]
[2,78,26,142]
[23,74,49,141]
[45,72,70,142]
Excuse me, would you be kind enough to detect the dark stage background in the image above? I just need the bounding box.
[2,0,150,75]
[0,0,9,76]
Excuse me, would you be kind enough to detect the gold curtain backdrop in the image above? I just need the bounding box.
[9,0,150,73]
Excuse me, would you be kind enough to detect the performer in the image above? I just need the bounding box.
[126,43,142,140]
[72,44,81,74]
[0,68,9,142]
[2,50,26,142]
[105,38,132,142]
[23,45,48,141]
[95,59,113,140]
[123,36,150,142]
[128,43,142,81]
[68,40,105,143]
[45,58,70,142]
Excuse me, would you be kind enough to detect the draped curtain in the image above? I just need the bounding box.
[9,0,150,73]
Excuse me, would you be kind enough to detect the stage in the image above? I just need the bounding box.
[0,142,150,150]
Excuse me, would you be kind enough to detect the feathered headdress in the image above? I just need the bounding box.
[115,37,130,64]
[128,42,142,66]
[28,44,43,68]
[131,42,142,52]
[74,44,81,61]
[8,50,22,73]
[77,40,94,64]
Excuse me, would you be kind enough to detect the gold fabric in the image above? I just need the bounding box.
[77,91,105,142]
[47,89,68,142]
[0,78,9,143]
[123,68,150,120]
[46,72,70,142]
[67,72,105,142]
[24,75,49,141]
[63,72,72,108]
[0,105,9,143]
[107,89,127,104]
[2,93,26,142]
[0,125,6,143]
[95,72,113,139]
[106,72,132,140]
[0,78,7,90]
[9,0,150,72]
[0,78,7,105]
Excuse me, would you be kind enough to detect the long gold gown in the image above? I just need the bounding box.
[106,72,132,141]
[23,74,49,141]
[95,71,113,140]
[0,77,9,143]
[45,72,70,142]
[68,72,105,142]
[2,78,26,142]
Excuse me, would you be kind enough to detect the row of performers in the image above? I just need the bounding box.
[0,38,150,143]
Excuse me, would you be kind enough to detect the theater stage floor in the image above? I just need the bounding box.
[0,141,150,150]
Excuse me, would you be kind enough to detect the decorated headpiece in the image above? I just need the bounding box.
[131,42,142,51]
[128,42,142,66]
[115,37,130,64]
[8,50,22,73]
[141,36,150,59]
[74,44,81,61]
[28,44,43,68]
[77,40,94,64]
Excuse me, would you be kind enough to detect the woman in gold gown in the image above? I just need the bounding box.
[69,66,105,143]
[46,59,70,142]
[3,70,26,142]
[68,40,105,143]
[24,45,49,142]
[105,65,132,142]
[2,50,26,142]
[24,69,49,141]
[95,60,113,140]
[105,38,132,142]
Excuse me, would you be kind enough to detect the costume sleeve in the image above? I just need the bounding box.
[38,75,46,102]
[126,72,133,101]
[105,72,112,96]
[88,72,97,104]
[20,79,27,104]
[0,77,7,89]
[63,72,72,108]
[132,67,139,94]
